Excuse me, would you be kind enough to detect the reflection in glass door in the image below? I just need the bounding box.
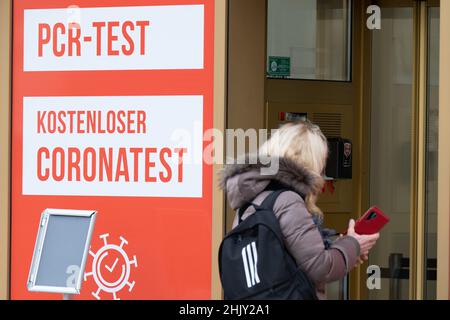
[424,5,439,300]
[369,5,414,300]
[368,1,439,300]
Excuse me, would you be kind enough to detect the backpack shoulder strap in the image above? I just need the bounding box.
[236,190,285,224]
[236,182,293,224]
[259,189,288,211]
[237,202,253,224]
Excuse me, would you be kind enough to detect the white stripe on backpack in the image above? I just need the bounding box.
[241,241,260,288]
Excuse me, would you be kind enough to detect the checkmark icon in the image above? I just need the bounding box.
[105,258,119,272]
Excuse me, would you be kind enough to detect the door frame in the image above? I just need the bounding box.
[212,0,227,300]
[437,0,450,300]
[0,0,12,301]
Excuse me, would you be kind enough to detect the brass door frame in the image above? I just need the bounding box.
[410,0,441,300]
[410,0,430,300]
[0,0,12,301]
[212,0,227,300]
[437,0,450,300]
[414,0,441,300]
[357,0,374,299]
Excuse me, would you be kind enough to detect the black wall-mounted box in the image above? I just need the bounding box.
[325,138,352,179]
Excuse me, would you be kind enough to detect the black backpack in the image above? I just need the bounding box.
[218,189,318,300]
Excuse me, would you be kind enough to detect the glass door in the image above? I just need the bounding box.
[368,0,439,300]
[369,1,414,300]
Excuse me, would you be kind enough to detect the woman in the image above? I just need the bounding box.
[220,121,379,299]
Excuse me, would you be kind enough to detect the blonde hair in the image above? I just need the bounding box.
[259,121,328,217]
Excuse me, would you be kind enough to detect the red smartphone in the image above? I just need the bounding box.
[344,206,390,235]
[355,206,389,234]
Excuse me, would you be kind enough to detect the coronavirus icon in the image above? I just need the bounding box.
[84,233,138,300]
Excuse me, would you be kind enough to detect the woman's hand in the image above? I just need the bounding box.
[354,254,369,268]
[346,219,379,257]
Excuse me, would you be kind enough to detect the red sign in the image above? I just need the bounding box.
[12,0,214,299]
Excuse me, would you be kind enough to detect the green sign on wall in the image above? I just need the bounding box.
[268,56,291,77]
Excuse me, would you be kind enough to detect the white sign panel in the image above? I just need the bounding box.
[24,5,204,71]
[22,96,203,197]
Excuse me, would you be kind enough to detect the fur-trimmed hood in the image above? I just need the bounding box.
[219,156,324,210]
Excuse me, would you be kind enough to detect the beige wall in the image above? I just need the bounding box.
[226,0,266,231]
[227,0,266,132]
[211,0,227,300]
[437,0,450,300]
[0,0,11,300]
